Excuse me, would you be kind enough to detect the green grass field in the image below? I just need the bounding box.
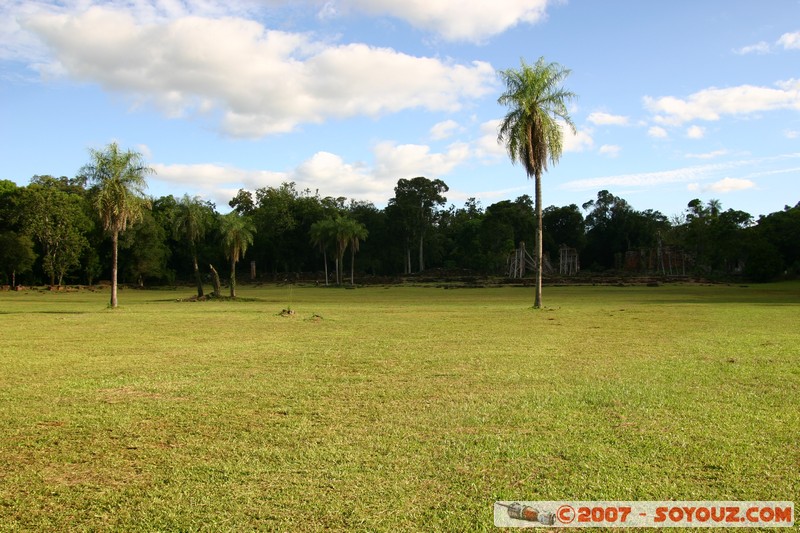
[1,282,798,531]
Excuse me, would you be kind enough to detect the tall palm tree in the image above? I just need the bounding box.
[82,142,153,308]
[309,218,336,286]
[346,219,368,285]
[174,194,209,298]
[497,57,576,308]
[220,212,255,298]
[332,216,350,286]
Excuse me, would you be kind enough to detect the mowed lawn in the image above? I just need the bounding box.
[0,283,798,531]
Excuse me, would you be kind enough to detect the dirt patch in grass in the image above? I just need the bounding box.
[176,294,260,302]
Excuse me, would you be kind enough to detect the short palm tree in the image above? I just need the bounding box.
[82,142,153,308]
[497,57,576,308]
[220,212,255,298]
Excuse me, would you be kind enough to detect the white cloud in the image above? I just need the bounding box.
[473,119,506,159]
[688,177,756,194]
[734,41,770,55]
[777,31,800,50]
[293,151,386,198]
[561,158,767,192]
[786,130,799,139]
[686,125,705,139]
[562,123,594,153]
[587,112,629,126]
[599,144,621,158]
[340,0,551,42]
[373,141,471,179]
[21,6,496,137]
[705,177,756,193]
[685,149,729,160]
[562,153,800,192]
[430,119,460,140]
[644,80,800,126]
[648,126,668,139]
[152,139,476,205]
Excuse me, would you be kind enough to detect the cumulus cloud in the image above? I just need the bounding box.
[473,119,506,159]
[373,141,471,180]
[21,6,496,137]
[705,177,756,193]
[598,144,621,158]
[587,112,629,126]
[644,79,800,126]
[688,178,756,194]
[339,0,551,42]
[151,137,480,205]
[777,31,800,50]
[733,31,800,54]
[686,125,705,139]
[562,124,594,153]
[430,119,460,140]
[786,130,799,139]
[648,126,668,139]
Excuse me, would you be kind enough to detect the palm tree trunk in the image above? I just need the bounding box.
[534,175,543,309]
[209,264,221,297]
[193,253,204,298]
[111,230,118,308]
[323,249,329,286]
[230,256,236,298]
[350,245,355,285]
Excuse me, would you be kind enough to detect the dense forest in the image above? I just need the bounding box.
[1,173,798,288]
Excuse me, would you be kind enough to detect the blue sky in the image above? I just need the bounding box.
[1,0,799,219]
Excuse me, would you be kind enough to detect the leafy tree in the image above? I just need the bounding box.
[120,208,172,286]
[21,182,91,285]
[440,198,485,271]
[752,202,800,276]
[173,194,213,297]
[0,232,36,286]
[542,203,585,259]
[497,57,576,308]
[229,189,255,215]
[220,213,255,297]
[81,142,153,308]
[347,200,386,275]
[387,177,448,273]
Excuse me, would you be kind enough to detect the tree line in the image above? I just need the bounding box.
[1,150,798,292]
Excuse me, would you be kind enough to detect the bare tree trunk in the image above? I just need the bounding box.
[534,175,543,309]
[418,234,424,272]
[230,257,236,298]
[111,230,119,308]
[350,245,355,285]
[193,253,204,298]
[209,264,221,297]
[405,247,411,274]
